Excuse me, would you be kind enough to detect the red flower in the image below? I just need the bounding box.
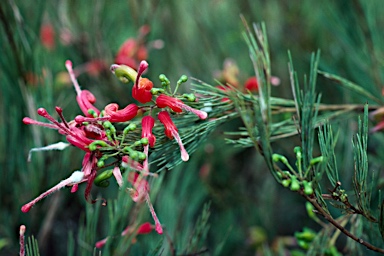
[133,77,153,103]
[95,222,154,248]
[158,111,189,161]
[66,60,100,117]
[115,25,150,69]
[104,103,138,122]
[156,94,208,119]
[128,172,163,234]
[115,39,148,69]
[141,116,156,174]
[132,61,153,103]
[245,76,259,92]
[24,107,95,152]
[141,116,156,147]
[40,23,55,50]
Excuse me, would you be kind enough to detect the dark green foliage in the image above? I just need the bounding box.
[3,0,384,255]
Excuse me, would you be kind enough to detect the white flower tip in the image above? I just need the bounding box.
[198,110,208,119]
[69,171,84,183]
[110,64,120,73]
[19,225,26,235]
[181,151,189,162]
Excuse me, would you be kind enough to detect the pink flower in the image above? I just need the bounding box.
[19,225,26,256]
[21,171,85,212]
[24,107,95,152]
[141,116,156,174]
[128,172,163,234]
[158,111,189,161]
[65,60,100,117]
[104,103,139,122]
[122,155,144,172]
[156,94,207,119]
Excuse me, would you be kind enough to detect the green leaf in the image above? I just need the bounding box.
[318,71,382,104]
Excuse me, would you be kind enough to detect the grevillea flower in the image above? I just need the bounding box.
[65,60,100,117]
[104,103,139,122]
[141,116,156,174]
[245,76,259,92]
[110,61,154,104]
[158,111,189,162]
[122,155,145,172]
[141,116,156,147]
[21,171,85,212]
[95,222,154,248]
[115,25,150,68]
[132,61,153,103]
[156,94,208,119]
[128,172,163,234]
[19,225,26,256]
[23,107,95,152]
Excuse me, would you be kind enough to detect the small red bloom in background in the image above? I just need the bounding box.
[115,25,151,69]
[216,85,233,102]
[95,222,154,248]
[245,76,259,92]
[40,23,55,50]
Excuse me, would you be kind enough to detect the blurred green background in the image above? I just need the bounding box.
[1,0,383,255]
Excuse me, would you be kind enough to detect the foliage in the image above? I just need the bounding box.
[1,0,384,255]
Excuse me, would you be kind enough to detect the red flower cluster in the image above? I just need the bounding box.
[21,59,208,239]
[114,25,150,69]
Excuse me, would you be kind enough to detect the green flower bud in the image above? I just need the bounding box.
[310,156,324,165]
[138,152,146,161]
[123,123,136,134]
[182,93,196,102]
[129,151,139,160]
[303,181,313,195]
[114,65,137,83]
[151,88,165,95]
[97,160,105,168]
[297,239,309,250]
[177,75,188,84]
[290,176,300,191]
[140,137,149,146]
[305,202,316,219]
[88,140,109,151]
[282,179,291,187]
[94,169,113,187]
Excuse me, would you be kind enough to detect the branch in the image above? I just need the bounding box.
[304,193,384,254]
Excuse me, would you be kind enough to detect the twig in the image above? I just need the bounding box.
[304,193,384,254]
